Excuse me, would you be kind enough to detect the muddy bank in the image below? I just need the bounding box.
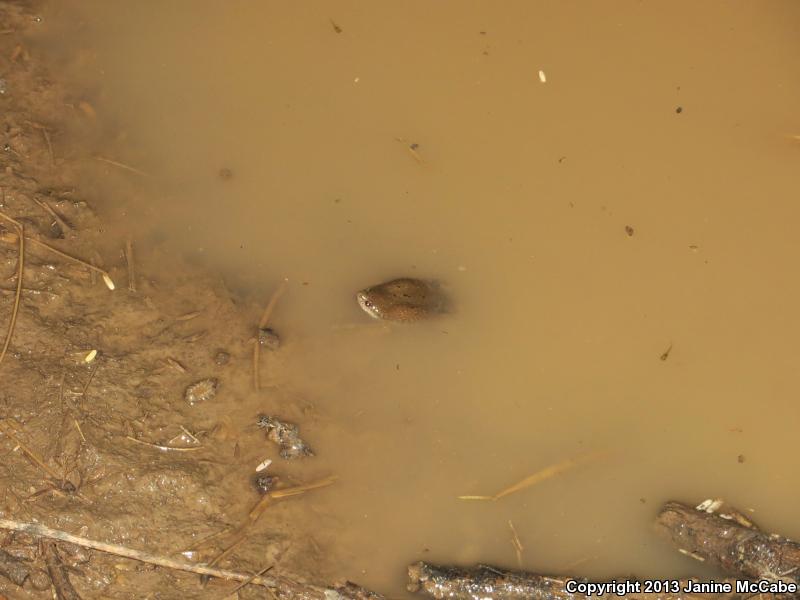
[0,3,354,598]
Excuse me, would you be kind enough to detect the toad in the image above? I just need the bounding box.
[356,278,447,322]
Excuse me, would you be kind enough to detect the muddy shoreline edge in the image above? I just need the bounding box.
[0,3,381,599]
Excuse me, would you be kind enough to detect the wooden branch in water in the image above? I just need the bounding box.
[655,500,800,584]
[253,279,286,390]
[409,562,569,600]
[408,563,785,600]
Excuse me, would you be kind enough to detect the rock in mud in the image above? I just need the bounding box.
[257,414,314,459]
[184,377,219,405]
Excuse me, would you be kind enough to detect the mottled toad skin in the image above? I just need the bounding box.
[356,278,446,322]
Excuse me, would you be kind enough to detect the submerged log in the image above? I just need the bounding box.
[655,501,800,584]
[408,562,570,600]
[407,562,751,600]
[408,500,800,599]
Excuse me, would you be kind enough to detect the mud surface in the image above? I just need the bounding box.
[0,3,338,598]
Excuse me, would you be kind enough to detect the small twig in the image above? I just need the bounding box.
[125,435,203,452]
[208,475,337,582]
[27,122,55,166]
[73,419,86,443]
[80,362,98,397]
[124,238,135,292]
[0,212,23,366]
[0,518,278,587]
[222,564,273,599]
[254,279,287,390]
[94,155,150,177]
[0,421,62,482]
[259,279,287,329]
[207,534,246,569]
[0,518,380,598]
[175,311,200,321]
[41,128,54,166]
[0,229,114,289]
[177,425,200,445]
[508,520,524,568]
[32,197,72,232]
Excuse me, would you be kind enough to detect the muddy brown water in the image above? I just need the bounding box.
[26,0,800,596]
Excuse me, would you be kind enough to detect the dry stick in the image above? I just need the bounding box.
[206,476,337,577]
[0,518,378,599]
[0,212,23,366]
[222,564,273,599]
[0,422,62,482]
[0,518,278,587]
[32,197,72,232]
[253,279,287,391]
[124,238,136,292]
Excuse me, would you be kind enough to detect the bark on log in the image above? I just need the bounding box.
[655,501,800,584]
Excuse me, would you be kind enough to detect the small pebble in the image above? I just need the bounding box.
[258,327,281,350]
[214,350,230,366]
[218,167,233,180]
[184,377,218,405]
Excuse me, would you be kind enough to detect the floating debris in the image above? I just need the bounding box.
[84,349,97,363]
[659,344,673,361]
[214,350,230,366]
[625,225,634,237]
[538,69,546,83]
[257,415,314,459]
[184,378,219,405]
